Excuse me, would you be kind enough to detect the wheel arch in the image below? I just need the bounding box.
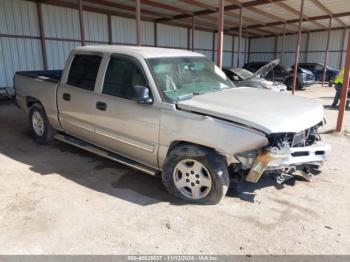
[26,96,43,108]
[167,140,221,157]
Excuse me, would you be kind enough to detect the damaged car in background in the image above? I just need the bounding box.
[14,46,330,204]
[223,59,287,92]
[244,60,315,90]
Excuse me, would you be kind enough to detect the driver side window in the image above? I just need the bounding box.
[102,56,147,100]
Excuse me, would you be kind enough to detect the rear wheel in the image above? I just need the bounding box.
[29,104,56,144]
[162,144,230,204]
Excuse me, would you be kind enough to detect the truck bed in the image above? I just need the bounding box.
[15,70,61,130]
[16,70,63,83]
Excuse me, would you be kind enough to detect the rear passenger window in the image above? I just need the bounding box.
[67,55,102,90]
[102,56,147,100]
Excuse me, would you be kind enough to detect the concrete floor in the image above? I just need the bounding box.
[0,85,349,255]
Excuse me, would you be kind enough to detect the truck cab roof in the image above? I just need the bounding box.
[73,45,205,59]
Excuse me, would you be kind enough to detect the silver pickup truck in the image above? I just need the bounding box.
[15,45,330,204]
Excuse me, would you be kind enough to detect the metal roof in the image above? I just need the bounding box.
[36,0,350,37]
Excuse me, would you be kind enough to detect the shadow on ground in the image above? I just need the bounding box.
[0,97,300,206]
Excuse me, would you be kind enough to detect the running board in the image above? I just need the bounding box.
[54,133,158,176]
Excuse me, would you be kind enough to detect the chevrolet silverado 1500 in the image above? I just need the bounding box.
[14,46,330,204]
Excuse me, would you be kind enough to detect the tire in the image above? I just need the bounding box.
[29,103,56,144]
[161,144,230,204]
[286,78,301,90]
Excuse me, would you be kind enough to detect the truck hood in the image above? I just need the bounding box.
[239,78,287,93]
[177,88,324,134]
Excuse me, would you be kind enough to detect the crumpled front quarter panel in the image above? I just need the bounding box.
[158,109,268,167]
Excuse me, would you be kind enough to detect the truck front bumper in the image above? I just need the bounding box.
[245,142,331,183]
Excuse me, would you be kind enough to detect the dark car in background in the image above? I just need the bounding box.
[293,63,339,86]
[244,61,315,90]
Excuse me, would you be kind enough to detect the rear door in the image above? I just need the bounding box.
[93,54,160,168]
[57,53,102,142]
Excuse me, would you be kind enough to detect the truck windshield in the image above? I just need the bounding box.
[147,56,235,102]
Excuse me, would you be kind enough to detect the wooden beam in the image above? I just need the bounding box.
[336,31,350,131]
[248,37,251,63]
[225,0,303,34]
[237,7,243,67]
[136,0,141,46]
[228,11,350,32]
[78,0,85,46]
[305,32,310,62]
[226,9,294,35]
[154,22,157,47]
[310,0,347,27]
[136,0,193,16]
[274,1,327,29]
[292,0,304,95]
[280,23,286,63]
[231,35,235,67]
[156,0,286,23]
[40,0,155,22]
[84,0,171,19]
[273,35,278,59]
[108,14,112,44]
[178,0,216,12]
[339,29,346,68]
[245,27,249,63]
[212,31,216,61]
[191,16,195,51]
[322,17,332,86]
[202,14,238,28]
[36,2,48,70]
[217,0,225,68]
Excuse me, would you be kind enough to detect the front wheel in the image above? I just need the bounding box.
[161,144,230,204]
[29,104,56,144]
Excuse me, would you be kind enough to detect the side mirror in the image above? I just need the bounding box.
[134,85,153,104]
[233,75,239,81]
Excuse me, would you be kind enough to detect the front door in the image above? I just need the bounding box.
[93,55,160,168]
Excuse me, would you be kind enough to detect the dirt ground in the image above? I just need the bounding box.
[0,85,349,255]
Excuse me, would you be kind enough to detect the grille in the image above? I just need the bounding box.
[268,124,321,149]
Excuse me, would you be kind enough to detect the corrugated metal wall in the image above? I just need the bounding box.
[250,29,349,69]
[192,29,213,59]
[2,0,347,88]
[157,24,188,49]
[42,4,81,70]
[1,0,246,88]
[0,0,209,87]
[212,35,248,67]
[0,0,43,87]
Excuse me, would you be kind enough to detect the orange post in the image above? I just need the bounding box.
[322,17,332,87]
[336,32,350,132]
[292,0,304,95]
[78,0,85,46]
[136,0,141,46]
[237,7,243,67]
[216,0,224,68]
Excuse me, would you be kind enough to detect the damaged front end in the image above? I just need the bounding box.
[235,123,331,184]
